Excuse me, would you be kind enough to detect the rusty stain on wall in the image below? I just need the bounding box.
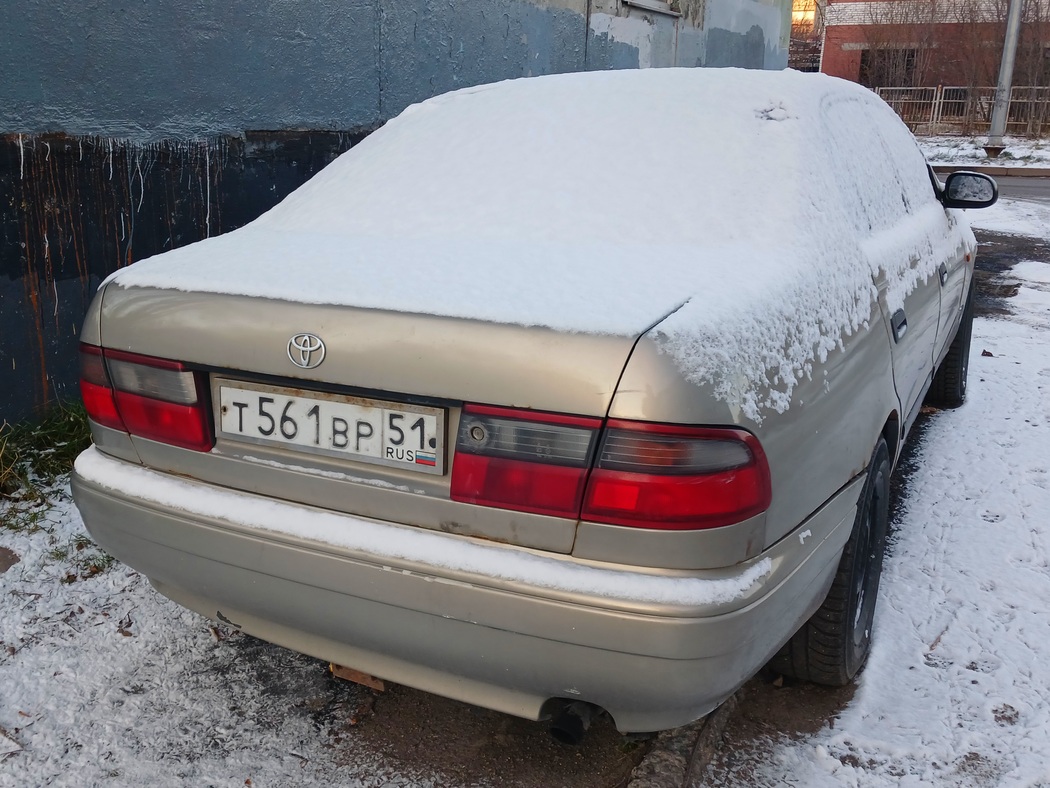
[0,132,365,423]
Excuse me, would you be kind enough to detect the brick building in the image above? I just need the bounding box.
[819,0,1050,88]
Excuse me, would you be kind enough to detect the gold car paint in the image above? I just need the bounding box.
[71,460,863,732]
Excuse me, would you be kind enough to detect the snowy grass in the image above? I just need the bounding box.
[0,403,90,517]
[0,493,405,786]
[0,407,394,785]
[917,136,1050,167]
[0,406,113,587]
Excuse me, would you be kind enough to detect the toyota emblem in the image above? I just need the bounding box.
[288,333,326,369]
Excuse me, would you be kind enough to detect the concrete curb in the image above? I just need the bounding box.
[932,164,1050,178]
[626,695,738,788]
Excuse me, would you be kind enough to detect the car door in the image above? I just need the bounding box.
[869,122,975,430]
[929,171,976,366]
[872,259,941,434]
[820,96,947,436]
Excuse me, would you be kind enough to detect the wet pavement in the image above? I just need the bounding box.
[971,231,1050,317]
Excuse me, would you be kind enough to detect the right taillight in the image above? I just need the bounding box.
[451,403,771,530]
[450,404,601,518]
[581,421,771,530]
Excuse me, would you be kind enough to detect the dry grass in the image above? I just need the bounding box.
[0,403,91,531]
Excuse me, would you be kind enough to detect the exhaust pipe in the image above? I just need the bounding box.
[548,701,596,745]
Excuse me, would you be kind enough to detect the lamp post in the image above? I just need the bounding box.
[985,0,1023,157]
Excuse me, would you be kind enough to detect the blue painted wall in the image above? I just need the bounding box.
[0,0,789,423]
[1,0,788,141]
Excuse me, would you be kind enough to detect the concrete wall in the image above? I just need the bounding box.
[0,0,789,423]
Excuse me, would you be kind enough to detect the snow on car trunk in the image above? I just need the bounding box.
[106,68,969,421]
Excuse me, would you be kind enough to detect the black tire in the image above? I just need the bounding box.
[770,437,891,686]
[927,282,975,409]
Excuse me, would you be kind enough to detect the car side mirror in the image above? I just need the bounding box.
[940,171,998,209]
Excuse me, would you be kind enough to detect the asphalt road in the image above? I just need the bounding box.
[993,175,1050,204]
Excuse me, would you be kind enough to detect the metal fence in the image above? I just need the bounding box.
[876,86,1050,136]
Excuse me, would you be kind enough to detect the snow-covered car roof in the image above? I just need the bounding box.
[109,67,970,419]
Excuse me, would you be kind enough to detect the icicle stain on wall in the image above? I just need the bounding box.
[0,131,366,423]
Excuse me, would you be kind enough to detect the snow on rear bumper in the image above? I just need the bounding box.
[71,446,859,732]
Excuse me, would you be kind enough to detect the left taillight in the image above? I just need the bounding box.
[79,344,125,432]
[79,343,213,452]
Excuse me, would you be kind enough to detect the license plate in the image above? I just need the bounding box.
[214,379,445,475]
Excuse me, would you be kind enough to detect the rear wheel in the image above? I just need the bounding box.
[770,437,891,686]
[927,283,975,409]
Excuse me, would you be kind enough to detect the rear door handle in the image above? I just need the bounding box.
[938,262,949,285]
[891,309,908,343]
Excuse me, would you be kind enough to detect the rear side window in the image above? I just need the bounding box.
[870,98,939,210]
[820,96,935,237]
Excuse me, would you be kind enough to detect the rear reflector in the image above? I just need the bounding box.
[79,344,213,452]
[450,405,601,518]
[451,453,594,518]
[451,406,770,530]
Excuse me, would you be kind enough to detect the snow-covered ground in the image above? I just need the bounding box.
[0,494,407,786]
[2,198,1050,786]
[918,135,1050,168]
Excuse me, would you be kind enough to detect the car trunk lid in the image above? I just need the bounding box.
[96,284,648,553]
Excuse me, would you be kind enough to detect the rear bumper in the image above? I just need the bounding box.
[71,446,860,732]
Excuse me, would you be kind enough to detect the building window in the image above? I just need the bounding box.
[859,48,918,88]
[790,0,822,73]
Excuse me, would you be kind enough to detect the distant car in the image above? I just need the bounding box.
[71,68,997,737]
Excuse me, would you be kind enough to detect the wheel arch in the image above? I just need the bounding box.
[882,410,902,471]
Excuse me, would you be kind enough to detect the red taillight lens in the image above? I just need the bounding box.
[112,391,212,451]
[450,404,601,518]
[79,345,125,431]
[450,406,770,530]
[582,422,771,530]
[78,343,213,452]
[451,454,593,518]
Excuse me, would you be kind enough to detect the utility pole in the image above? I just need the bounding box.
[985,0,1024,157]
